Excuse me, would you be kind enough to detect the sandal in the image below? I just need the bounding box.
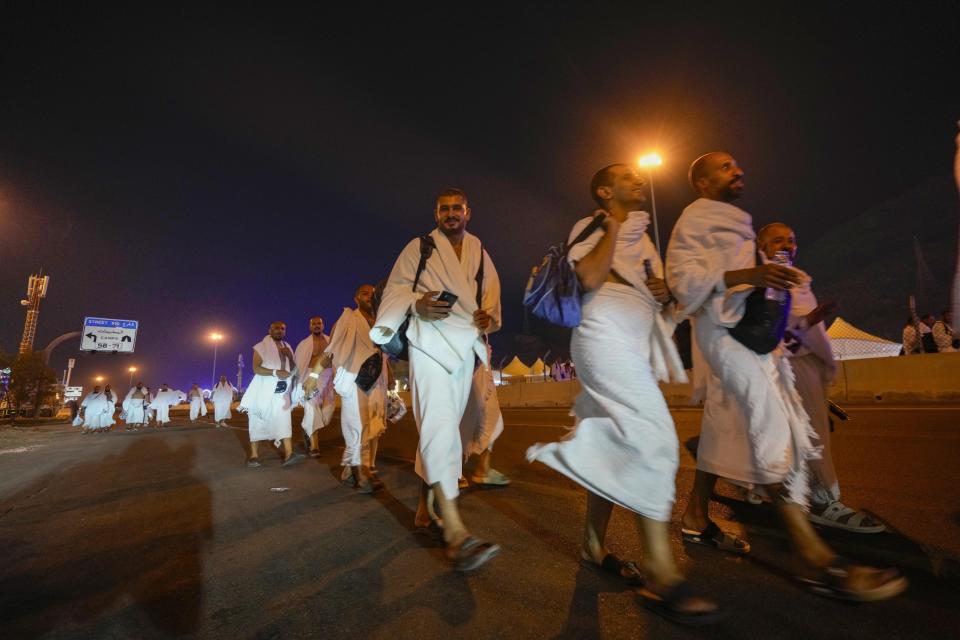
[580,550,644,586]
[415,518,444,540]
[641,581,724,626]
[681,520,750,555]
[797,557,908,601]
[808,501,885,533]
[470,468,511,488]
[309,449,321,458]
[447,536,500,573]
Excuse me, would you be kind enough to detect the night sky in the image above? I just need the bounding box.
[1,4,958,392]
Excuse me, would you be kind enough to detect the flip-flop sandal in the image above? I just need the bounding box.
[641,581,725,626]
[309,449,321,458]
[581,551,645,587]
[470,469,511,488]
[282,453,306,467]
[807,501,886,534]
[681,520,751,555]
[797,557,908,602]
[448,536,500,573]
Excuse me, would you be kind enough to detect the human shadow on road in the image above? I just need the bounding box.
[0,437,212,637]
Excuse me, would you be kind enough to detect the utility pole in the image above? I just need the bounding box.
[19,273,50,354]
[236,353,244,392]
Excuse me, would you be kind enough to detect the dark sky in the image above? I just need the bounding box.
[1,4,958,391]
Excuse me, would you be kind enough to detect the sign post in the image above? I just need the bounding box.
[80,318,139,353]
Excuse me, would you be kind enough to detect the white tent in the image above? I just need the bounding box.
[826,317,901,360]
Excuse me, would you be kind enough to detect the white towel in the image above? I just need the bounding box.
[370,229,501,373]
[326,308,378,396]
[567,212,687,384]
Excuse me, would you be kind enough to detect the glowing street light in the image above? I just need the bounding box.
[209,332,224,390]
[128,366,138,387]
[638,152,664,256]
[95,375,104,383]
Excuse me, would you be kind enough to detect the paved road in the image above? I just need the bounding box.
[0,405,958,639]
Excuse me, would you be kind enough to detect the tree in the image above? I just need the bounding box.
[7,351,57,419]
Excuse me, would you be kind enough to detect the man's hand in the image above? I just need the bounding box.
[474,309,492,331]
[415,291,452,321]
[597,210,618,233]
[276,369,291,379]
[731,264,804,290]
[807,301,839,327]
[646,277,673,304]
[302,376,317,395]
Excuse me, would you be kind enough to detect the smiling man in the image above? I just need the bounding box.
[667,151,905,602]
[370,187,502,572]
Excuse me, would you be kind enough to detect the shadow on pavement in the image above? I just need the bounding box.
[0,437,212,637]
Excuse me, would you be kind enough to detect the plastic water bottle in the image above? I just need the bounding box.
[764,250,792,303]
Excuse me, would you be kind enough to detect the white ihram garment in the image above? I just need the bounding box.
[150,389,186,424]
[371,229,501,498]
[327,308,387,466]
[527,213,687,520]
[211,382,235,422]
[122,388,150,424]
[189,391,207,420]
[293,334,335,435]
[460,345,504,458]
[666,198,819,506]
[779,267,841,505]
[239,336,295,445]
[82,392,116,429]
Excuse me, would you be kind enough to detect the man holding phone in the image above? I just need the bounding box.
[371,187,502,572]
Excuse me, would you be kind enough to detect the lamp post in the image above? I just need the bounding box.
[128,366,137,388]
[209,332,223,391]
[638,152,664,256]
[95,376,104,384]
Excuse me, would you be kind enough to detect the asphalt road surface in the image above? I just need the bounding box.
[1,405,958,639]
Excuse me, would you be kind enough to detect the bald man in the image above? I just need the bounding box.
[238,321,305,467]
[666,151,904,602]
[757,223,884,533]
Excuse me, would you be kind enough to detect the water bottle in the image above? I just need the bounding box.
[764,250,792,303]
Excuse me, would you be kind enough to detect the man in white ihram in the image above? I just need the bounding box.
[239,321,305,468]
[122,382,151,431]
[304,285,388,492]
[667,151,905,602]
[80,385,115,434]
[293,316,335,457]
[211,375,235,427]
[371,187,502,572]
[757,223,884,533]
[527,164,717,624]
[188,383,207,422]
[150,383,186,427]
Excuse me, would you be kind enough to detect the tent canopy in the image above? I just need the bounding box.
[501,356,532,376]
[826,316,901,360]
[530,358,546,375]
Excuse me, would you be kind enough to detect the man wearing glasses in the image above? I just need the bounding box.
[371,188,503,572]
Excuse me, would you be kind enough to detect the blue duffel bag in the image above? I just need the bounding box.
[522,213,606,327]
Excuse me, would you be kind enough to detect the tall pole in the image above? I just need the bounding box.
[211,341,219,390]
[648,168,662,257]
[237,353,244,392]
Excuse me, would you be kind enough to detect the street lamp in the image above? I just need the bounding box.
[128,366,137,387]
[209,332,223,390]
[95,376,104,384]
[638,152,664,256]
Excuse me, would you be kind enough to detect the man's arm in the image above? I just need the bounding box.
[724,264,804,290]
[574,216,620,292]
[252,350,290,379]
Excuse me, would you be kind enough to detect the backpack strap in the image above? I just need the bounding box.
[562,213,606,257]
[475,243,485,308]
[412,234,436,291]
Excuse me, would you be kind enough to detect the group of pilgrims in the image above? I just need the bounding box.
[75,377,237,434]
[84,149,911,626]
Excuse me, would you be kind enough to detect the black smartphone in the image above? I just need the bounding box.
[436,291,459,306]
